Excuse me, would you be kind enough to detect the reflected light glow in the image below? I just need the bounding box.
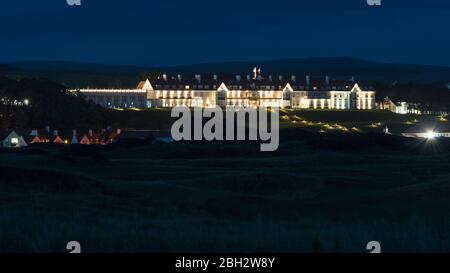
[425,130,437,139]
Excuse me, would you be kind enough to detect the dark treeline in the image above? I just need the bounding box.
[0,76,108,133]
[375,82,450,113]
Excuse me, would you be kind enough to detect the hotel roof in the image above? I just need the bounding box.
[145,74,374,91]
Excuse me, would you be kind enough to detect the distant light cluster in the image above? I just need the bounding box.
[1,97,30,106]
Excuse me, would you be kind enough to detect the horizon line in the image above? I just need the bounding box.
[2,57,450,69]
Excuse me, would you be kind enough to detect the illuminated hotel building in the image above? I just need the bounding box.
[74,69,375,110]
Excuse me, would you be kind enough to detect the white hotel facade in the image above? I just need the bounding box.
[75,70,375,110]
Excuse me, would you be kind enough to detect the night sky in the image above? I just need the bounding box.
[1,0,449,66]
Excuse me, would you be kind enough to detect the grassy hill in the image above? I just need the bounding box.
[2,58,450,88]
[0,76,108,131]
[106,108,443,136]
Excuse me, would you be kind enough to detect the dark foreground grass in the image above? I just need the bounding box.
[1,131,450,252]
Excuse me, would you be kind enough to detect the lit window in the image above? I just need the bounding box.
[11,138,18,144]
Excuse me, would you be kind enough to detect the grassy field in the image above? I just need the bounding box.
[1,131,450,253]
[107,108,444,136]
[278,109,443,135]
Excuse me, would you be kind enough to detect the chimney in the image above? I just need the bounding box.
[162,74,168,81]
[268,75,273,82]
[195,74,201,83]
[89,129,93,136]
[351,76,355,83]
[306,75,311,87]
[213,74,218,81]
[236,75,242,82]
[291,75,296,82]
[117,129,121,135]
[177,74,182,81]
[278,75,283,82]
[71,130,78,144]
[53,130,58,137]
[45,126,50,133]
[252,67,257,79]
[325,75,330,86]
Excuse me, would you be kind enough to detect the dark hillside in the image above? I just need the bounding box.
[0,76,108,131]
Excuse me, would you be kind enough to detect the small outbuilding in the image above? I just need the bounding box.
[0,130,24,148]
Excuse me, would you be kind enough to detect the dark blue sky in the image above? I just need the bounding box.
[1,0,449,66]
